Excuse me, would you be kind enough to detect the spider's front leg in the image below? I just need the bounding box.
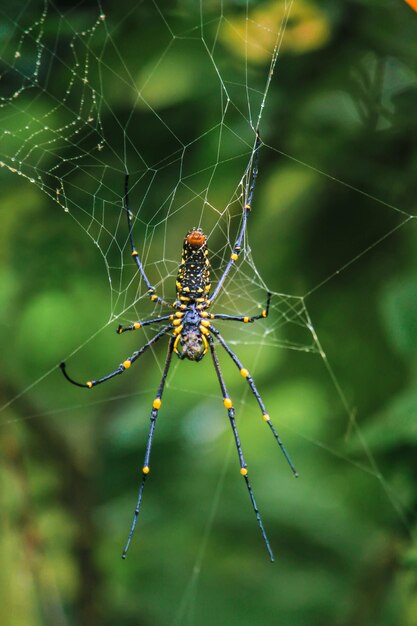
[208,334,275,561]
[122,335,175,558]
[60,324,171,389]
[209,324,298,478]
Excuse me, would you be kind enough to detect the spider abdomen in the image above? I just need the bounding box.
[176,228,211,303]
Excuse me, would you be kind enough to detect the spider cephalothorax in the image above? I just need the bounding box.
[173,302,208,361]
[60,133,298,563]
[178,328,205,361]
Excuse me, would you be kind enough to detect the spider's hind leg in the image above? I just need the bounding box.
[117,313,172,334]
[124,173,172,309]
[208,132,262,305]
[210,291,271,324]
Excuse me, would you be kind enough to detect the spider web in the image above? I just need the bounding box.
[0,1,416,625]
[0,0,311,351]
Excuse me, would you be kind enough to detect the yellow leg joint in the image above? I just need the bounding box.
[240,368,249,378]
[150,295,158,302]
[142,466,150,475]
[86,381,93,388]
[263,413,271,422]
[231,253,239,261]
[173,334,182,354]
[240,467,248,476]
[131,250,138,256]
[123,360,131,369]
[201,319,210,327]
[243,316,250,323]
[153,398,162,410]
[223,398,233,409]
[134,322,141,329]
[173,319,181,326]
[201,334,209,355]
[262,310,267,318]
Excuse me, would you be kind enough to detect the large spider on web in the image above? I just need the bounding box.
[60,132,298,562]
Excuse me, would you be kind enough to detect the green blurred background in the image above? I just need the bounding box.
[1,1,417,625]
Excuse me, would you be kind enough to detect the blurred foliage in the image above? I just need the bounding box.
[1,1,417,626]
[220,0,332,61]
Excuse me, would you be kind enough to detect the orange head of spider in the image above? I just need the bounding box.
[185,227,207,248]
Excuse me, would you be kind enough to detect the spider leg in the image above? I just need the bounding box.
[117,313,172,334]
[208,132,261,304]
[208,334,275,562]
[209,325,298,478]
[210,292,271,323]
[122,335,175,559]
[124,173,172,308]
[60,324,172,388]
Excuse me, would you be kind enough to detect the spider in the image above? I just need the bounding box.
[60,133,298,562]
